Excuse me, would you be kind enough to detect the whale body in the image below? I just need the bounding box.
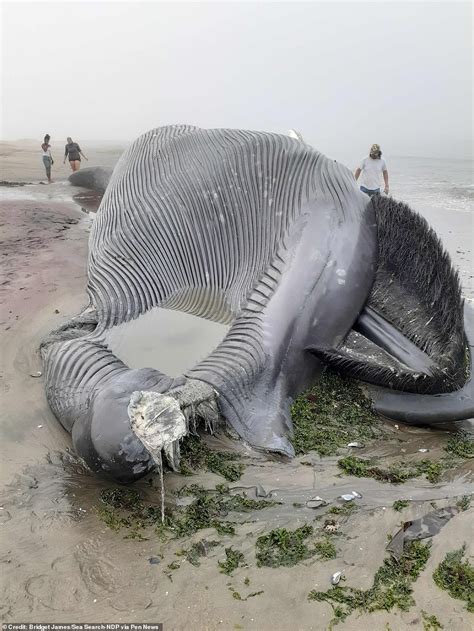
[42,126,472,482]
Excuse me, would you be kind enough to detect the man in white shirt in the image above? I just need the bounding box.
[354,144,389,197]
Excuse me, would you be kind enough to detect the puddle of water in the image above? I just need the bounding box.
[72,191,103,214]
[0,181,75,203]
[159,426,472,537]
[105,306,229,376]
[0,181,103,216]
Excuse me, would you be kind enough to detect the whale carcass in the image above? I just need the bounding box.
[41,125,473,482]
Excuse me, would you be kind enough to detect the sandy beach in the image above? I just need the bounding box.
[0,142,473,630]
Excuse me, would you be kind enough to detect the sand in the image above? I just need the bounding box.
[0,142,473,630]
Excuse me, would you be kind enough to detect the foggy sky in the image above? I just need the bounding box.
[1,2,472,164]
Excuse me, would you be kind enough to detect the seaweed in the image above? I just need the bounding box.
[96,488,162,538]
[95,504,130,532]
[423,462,443,483]
[328,501,357,516]
[445,432,474,459]
[421,611,444,630]
[314,538,337,560]
[432,545,474,612]
[338,456,443,484]
[228,586,264,601]
[308,540,431,625]
[171,486,277,538]
[456,495,471,512]
[185,539,220,566]
[96,484,278,540]
[218,547,246,575]
[291,372,384,456]
[255,524,333,567]
[392,500,410,512]
[179,435,245,481]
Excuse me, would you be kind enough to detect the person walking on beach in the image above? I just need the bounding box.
[64,137,88,172]
[41,134,54,183]
[355,143,389,197]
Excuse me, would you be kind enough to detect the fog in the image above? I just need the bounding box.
[1,1,472,163]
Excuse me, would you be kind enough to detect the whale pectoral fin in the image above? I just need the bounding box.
[68,166,113,192]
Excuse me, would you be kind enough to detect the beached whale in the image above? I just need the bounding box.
[42,125,473,482]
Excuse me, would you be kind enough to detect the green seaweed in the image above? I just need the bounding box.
[185,539,220,566]
[96,488,161,537]
[100,488,143,510]
[218,547,246,575]
[328,501,357,516]
[314,538,337,559]
[392,500,410,512]
[423,462,443,483]
[338,456,443,484]
[291,372,384,456]
[95,504,130,532]
[256,524,318,568]
[229,586,264,601]
[456,495,471,512]
[445,432,474,459]
[171,486,277,538]
[308,540,431,625]
[97,484,277,540]
[421,611,444,630]
[179,435,245,481]
[432,545,474,612]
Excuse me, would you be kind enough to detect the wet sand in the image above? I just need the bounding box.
[0,150,473,629]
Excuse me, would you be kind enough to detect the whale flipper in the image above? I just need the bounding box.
[68,166,113,192]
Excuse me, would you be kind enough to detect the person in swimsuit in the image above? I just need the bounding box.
[64,137,88,172]
[354,143,389,197]
[41,134,54,183]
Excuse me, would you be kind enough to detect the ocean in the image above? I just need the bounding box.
[388,155,473,215]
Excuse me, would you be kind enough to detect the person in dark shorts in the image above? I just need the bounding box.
[41,134,54,183]
[64,137,88,172]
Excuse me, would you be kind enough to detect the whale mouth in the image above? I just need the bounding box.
[306,195,473,427]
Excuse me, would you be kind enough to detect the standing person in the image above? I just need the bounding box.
[355,144,389,197]
[64,137,88,172]
[41,134,54,183]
